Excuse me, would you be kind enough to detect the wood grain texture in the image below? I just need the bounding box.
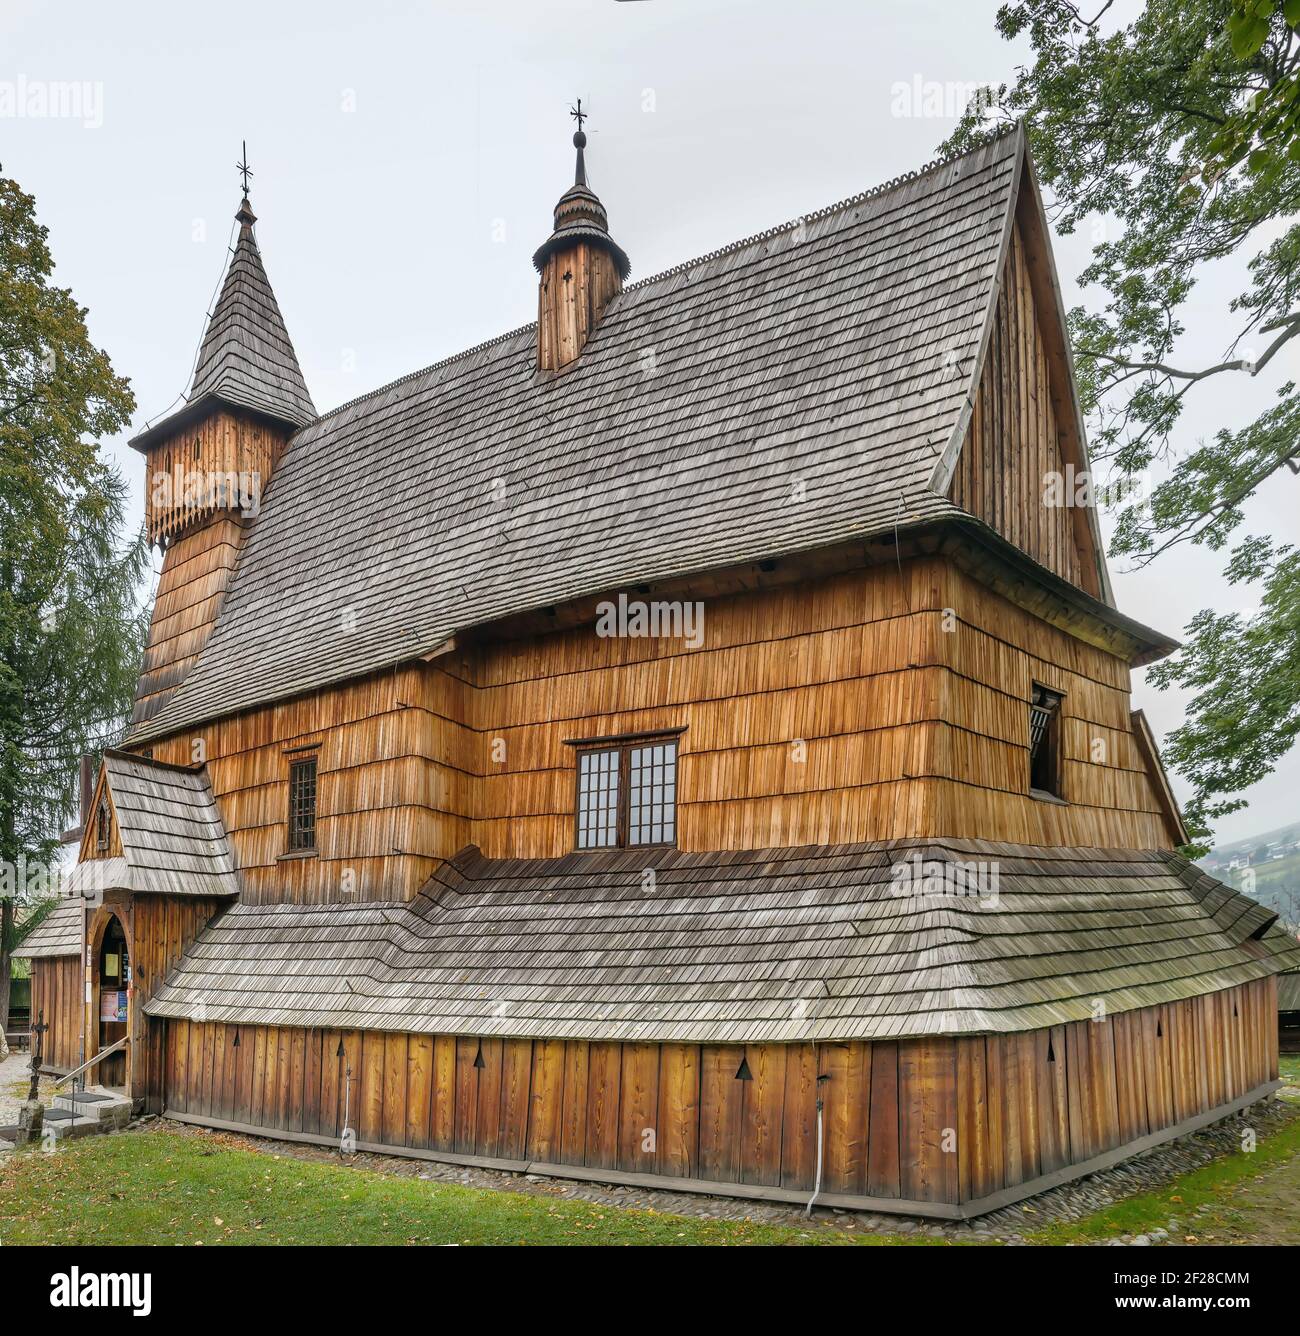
[156,980,1275,1209]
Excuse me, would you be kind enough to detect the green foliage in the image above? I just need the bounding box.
[1147,538,1300,845]
[3,894,57,955]
[0,170,147,877]
[944,2,1300,839]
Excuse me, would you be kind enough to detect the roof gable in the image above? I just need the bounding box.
[930,145,1114,605]
[66,752,239,899]
[130,129,1024,743]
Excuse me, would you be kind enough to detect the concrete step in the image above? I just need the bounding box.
[52,1088,133,1130]
[39,1106,104,1140]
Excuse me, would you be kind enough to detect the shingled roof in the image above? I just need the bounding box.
[129,128,1028,743]
[65,752,239,900]
[144,839,1300,1043]
[130,196,315,452]
[13,898,84,960]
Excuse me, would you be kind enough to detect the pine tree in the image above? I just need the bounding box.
[0,169,146,1056]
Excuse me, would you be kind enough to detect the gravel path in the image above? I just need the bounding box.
[0,1048,57,1144]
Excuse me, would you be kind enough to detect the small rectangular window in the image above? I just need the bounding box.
[1029,684,1064,798]
[575,736,678,850]
[288,756,318,851]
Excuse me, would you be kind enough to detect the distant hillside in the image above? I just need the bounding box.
[1201,820,1300,870]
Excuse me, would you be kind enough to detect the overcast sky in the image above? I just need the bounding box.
[5,0,1297,845]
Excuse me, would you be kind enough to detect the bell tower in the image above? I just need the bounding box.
[533,101,631,372]
[128,152,315,729]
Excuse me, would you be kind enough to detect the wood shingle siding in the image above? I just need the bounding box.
[13,899,84,959]
[131,199,315,455]
[136,558,1182,903]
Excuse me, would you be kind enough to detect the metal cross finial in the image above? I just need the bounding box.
[235,140,253,197]
[569,98,588,132]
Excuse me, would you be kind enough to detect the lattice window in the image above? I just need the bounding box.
[575,736,679,850]
[288,756,318,851]
[576,748,621,850]
[1029,684,1064,797]
[628,742,677,846]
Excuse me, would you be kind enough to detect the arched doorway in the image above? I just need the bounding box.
[90,909,131,1089]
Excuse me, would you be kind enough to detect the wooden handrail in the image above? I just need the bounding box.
[49,1035,129,1091]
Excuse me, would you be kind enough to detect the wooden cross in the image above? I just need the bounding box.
[235,140,253,196]
[569,98,587,132]
[27,1009,46,1102]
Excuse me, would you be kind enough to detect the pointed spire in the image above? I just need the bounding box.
[185,189,316,428]
[129,154,315,453]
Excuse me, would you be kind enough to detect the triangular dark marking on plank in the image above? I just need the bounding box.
[473,1043,486,1070]
[735,1056,752,1081]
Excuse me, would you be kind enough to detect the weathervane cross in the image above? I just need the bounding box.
[236,140,253,196]
[569,98,588,132]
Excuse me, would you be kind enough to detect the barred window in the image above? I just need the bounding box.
[288,756,318,851]
[1029,684,1064,798]
[575,736,679,850]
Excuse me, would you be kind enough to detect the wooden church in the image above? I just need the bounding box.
[20,121,1299,1218]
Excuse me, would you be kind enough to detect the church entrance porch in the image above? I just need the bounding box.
[85,904,134,1094]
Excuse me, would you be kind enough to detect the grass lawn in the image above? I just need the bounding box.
[0,1130,953,1247]
[1026,1090,1300,1246]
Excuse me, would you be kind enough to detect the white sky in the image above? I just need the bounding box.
[4,0,1297,846]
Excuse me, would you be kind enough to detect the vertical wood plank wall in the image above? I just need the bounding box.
[159,978,1278,1210]
[143,410,285,547]
[33,895,227,1095]
[131,894,224,1100]
[947,218,1100,598]
[28,955,83,1072]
